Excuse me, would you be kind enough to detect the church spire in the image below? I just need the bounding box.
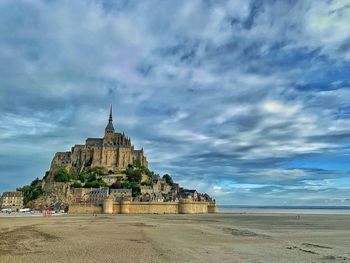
[109,104,113,123]
[105,104,115,131]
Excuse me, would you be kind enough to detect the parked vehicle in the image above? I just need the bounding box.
[19,208,31,213]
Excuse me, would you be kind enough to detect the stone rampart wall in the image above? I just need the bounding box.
[178,200,209,214]
[69,204,102,214]
[70,201,217,214]
[111,202,177,214]
[208,203,218,213]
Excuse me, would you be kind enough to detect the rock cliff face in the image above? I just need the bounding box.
[33,181,72,210]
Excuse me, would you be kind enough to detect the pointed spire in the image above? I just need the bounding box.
[105,104,115,131]
[109,104,113,123]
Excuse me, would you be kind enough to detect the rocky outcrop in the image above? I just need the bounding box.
[32,179,72,210]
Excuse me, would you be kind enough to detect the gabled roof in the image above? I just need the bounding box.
[110,189,132,193]
[2,191,23,197]
[86,138,103,141]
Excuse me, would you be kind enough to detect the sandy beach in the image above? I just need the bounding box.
[0,213,349,263]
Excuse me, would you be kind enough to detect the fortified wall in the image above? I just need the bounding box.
[69,199,218,214]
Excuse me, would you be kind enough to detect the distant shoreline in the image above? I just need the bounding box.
[219,205,350,215]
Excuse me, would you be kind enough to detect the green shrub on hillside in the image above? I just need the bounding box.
[17,178,44,205]
[133,160,142,168]
[90,166,107,176]
[87,173,97,182]
[141,179,151,186]
[54,168,71,182]
[79,172,87,182]
[126,168,142,183]
[43,171,50,180]
[69,169,79,180]
[83,179,108,188]
[162,174,174,186]
[30,177,41,186]
[71,182,82,188]
[122,181,141,197]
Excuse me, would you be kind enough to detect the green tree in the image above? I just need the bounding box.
[43,171,50,180]
[79,172,87,182]
[30,187,44,200]
[133,160,142,168]
[30,177,41,186]
[84,179,108,188]
[88,173,97,182]
[17,179,44,205]
[71,182,82,188]
[144,168,154,177]
[54,168,71,183]
[126,168,142,183]
[122,181,141,197]
[162,174,174,186]
[69,169,79,180]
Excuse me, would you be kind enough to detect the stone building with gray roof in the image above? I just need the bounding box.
[0,191,24,211]
[50,106,148,174]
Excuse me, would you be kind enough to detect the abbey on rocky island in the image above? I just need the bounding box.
[11,106,217,214]
[51,106,148,173]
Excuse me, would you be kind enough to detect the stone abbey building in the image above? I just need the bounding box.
[51,106,148,173]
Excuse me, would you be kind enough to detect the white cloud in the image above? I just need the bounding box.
[305,0,350,58]
[262,100,299,116]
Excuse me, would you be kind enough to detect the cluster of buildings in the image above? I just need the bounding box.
[71,187,133,205]
[70,174,213,206]
[0,191,24,211]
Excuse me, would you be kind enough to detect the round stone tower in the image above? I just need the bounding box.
[207,202,218,213]
[178,198,193,214]
[103,196,114,214]
[120,201,130,214]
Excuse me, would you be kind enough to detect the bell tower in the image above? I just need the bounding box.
[104,105,115,144]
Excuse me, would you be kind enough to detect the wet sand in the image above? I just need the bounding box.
[1,213,350,263]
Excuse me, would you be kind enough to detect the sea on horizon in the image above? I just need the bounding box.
[219,205,350,215]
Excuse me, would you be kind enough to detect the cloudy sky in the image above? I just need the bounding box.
[1,0,350,205]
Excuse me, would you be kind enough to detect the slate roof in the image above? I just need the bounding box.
[2,191,23,197]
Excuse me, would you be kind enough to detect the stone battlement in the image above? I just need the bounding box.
[69,200,218,214]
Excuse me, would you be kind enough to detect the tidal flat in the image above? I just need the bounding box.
[0,213,349,263]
